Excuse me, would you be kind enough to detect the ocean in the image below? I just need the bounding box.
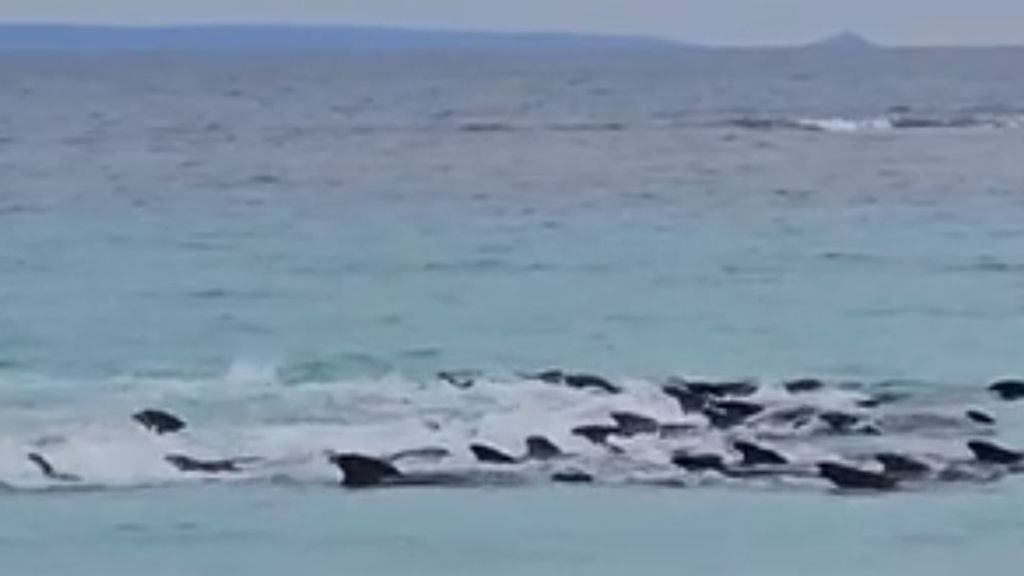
[2,47,1024,574]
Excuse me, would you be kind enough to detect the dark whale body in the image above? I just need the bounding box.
[610,412,660,436]
[525,436,564,460]
[470,443,519,464]
[671,451,727,473]
[818,462,898,491]
[571,425,621,445]
[27,453,81,483]
[965,410,996,425]
[967,440,1023,465]
[989,380,1024,401]
[529,370,621,394]
[733,441,788,466]
[784,378,825,393]
[327,453,524,488]
[164,454,259,474]
[875,453,930,479]
[133,409,186,435]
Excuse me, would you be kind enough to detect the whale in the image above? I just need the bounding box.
[437,371,478,390]
[817,462,898,491]
[571,424,620,446]
[733,440,788,466]
[784,378,826,394]
[704,400,764,428]
[27,453,81,483]
[164,454,260,474]
[671,451,727,473]
[470,437,567,464]
[609,411,660,436]
[875,453,930,479]
[965,409,996,425]
[327,453,525,488]
[133,409,186,435]
[528,370,621,394]
[470,443,520,465]
[524,436,565,460]
[551,470,594,484]
[967,440,1023,465]
[989,379,1024,401]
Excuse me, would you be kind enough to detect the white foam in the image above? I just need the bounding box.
[0,371,1014,491]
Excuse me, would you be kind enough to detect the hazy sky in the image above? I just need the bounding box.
[2,0,1022,46]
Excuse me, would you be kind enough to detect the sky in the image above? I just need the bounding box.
[1,0,1022,46]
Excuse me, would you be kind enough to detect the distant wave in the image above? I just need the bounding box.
[456,120,629,134]
[724,112,1024,133]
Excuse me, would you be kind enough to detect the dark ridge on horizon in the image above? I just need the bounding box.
[0,23,680,52]
[804,31,880,50]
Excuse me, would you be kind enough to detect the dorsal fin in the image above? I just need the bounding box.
[967,440,1023,465]
[327,453,402,487]
[733,441,788,466]
[875,453,930,477]
[470,443,519,464]
[609,412,660,436]
[524,436,563,460]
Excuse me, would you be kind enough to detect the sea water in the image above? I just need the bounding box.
[2,48,1024,574]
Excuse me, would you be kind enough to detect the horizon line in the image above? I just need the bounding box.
[0,21,1022,50]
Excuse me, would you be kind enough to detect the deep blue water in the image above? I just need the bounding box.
[2,48,1024,574]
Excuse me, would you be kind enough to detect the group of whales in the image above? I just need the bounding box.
[23,373,1024,493]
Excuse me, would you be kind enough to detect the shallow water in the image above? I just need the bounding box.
[2,47,1024,573]
[3,485,1024,576]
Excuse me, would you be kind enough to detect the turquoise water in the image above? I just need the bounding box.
[2,49,1024,573]
[3,486,1024,575]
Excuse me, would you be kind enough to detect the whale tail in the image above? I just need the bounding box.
[327,453,402,487]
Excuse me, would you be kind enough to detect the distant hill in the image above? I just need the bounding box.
[805,31,880,50]
[0,24,678,52]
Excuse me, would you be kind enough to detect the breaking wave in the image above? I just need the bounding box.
[1,365,1021,493]
[724,111,1024,133]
